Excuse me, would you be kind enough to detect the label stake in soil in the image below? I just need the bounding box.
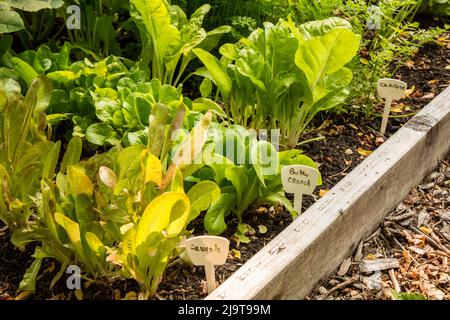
[281,165,319,214]
[377,78,407,135]
[185,236,230,294]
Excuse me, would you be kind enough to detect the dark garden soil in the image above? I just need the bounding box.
[1,33,449,300]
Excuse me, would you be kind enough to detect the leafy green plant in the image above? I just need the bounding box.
[340,0,449,117]
[193,17,360,148]
[0,76,57,230]
[421,0,450,16]
[391,290,427,300]
[0,0,64,36]
[60,0,127,57]
[0,42,226,149]
[11,111,219,296]
[182,123,321,239]
[129,0,231,86]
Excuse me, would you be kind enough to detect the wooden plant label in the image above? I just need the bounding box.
[281,165,319,214]
[377,78,407,135]
[185,235,230,294]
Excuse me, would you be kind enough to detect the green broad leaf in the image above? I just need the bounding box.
[187,181,220,222]
[297,17,353,40]
[391,290,427,300]
[10,57,38,88]
[293,28,360,103]
[234,223,252,244]
[40,180,59,240]
[204,193,236,235]
[6,0,64,12]
[47,70,80,83]
[18,258,42,293]
[203,151,234,185]
[250,140,279,185]
[115,144,145,181]
[85,123,118,146]
[85,232,106,256]
[198,25,232,52]
[34,75,52,114]
[42,141,61,180]
[54,212,86,263]
[136,192,190,247]
[264,192,298,216]
[0,3,25,34]
[199,78,212,98]
[12,141,57,199]
[193,48,232,100]
[130,0,181,79]
[225,166,248,210]
[193,97,226,117]
[60,137,82,174]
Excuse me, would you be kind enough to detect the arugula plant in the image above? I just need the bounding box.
[193,17,360,148]
[0,76,57,230]
[129,0,231,86]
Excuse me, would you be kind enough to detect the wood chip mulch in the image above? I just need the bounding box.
[307,159,450,300]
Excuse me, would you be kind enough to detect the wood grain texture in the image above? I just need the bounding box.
[207,86,450,300]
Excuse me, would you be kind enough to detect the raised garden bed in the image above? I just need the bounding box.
[1,1,450,302]
[206,85,450,300]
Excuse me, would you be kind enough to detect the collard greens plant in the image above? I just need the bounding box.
[193,17,360,148]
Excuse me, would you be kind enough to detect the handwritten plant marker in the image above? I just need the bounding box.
[377,78,407,135]
[185,235,230,294]
[281,165,319,214]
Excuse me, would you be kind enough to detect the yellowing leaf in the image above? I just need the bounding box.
[360,58,369,65]
[75,289,83,300]
[319,189,329,197]
[391,103,406,113]
[54,212,85,262]
[85,232,106,256]
[144,153,162,187]
[403,86,415,98]
[258,225,267,234]
[366,253,377,260]
[15,291,32,300]
[357,148,373,157]
[420,226,432,235]
[135,192,190,247]
[231,249,241,259]
[67,166,93,196]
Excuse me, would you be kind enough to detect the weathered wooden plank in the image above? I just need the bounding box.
[360,259,399,273]
[207,86,450,300]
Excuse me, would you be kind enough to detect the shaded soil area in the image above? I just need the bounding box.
[307,159,450,300]
[1,34,449,300]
